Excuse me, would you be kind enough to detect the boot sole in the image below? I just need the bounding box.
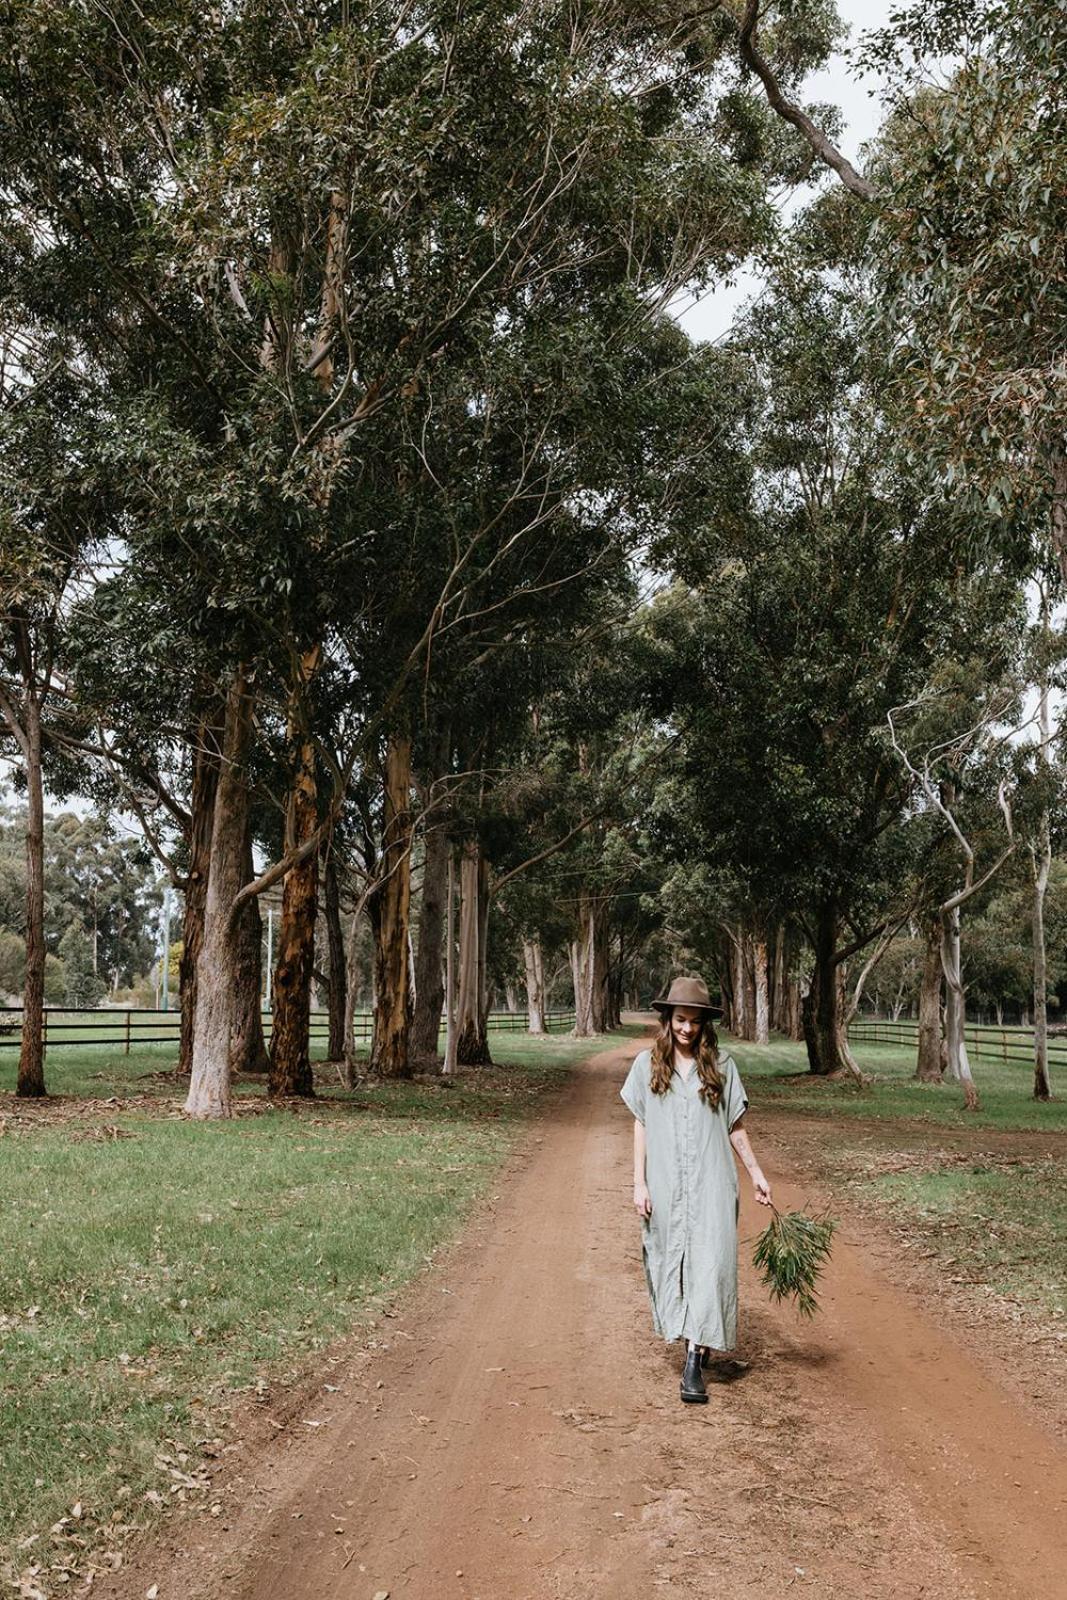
[680,1390,709,1404]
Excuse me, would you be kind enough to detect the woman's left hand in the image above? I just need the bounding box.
[752,1172,772,1206]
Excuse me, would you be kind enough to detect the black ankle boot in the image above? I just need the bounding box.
[680,1347,708,1404]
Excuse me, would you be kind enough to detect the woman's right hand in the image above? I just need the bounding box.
[633,1182,652,1219]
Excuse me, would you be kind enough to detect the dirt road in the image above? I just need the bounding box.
[105,1038,1067,1600]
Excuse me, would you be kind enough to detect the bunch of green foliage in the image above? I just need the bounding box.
[752,1206,836,1317]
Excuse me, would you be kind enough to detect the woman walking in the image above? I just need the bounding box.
[621,975,772,1404]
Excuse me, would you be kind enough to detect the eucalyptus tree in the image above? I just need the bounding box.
[1,0,803,1114]
[888,670,1026,1110]
[645,207,1028,1075]
[0,348,109,1095]
[867,1,1067,578]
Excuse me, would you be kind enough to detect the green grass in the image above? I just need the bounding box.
[0,1026,617,1592]
[726,1035,1067,1134]
[855,1161,1067,1318]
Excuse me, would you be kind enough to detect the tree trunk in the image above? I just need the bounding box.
[771,924,787,1034]
[787,978,803,1041]
[324,851,347,1062]
[720,936,736,1033]
[229,813,270,1075]
[523,936,547,1033]
[370,733,414,1079]
[731,931,749,1039]
[268,687,320,1098]
[17,693,46,1098]
[835,960,869,1084]
[443,847,458,1074]
[1032,821,1052,1100]
[412,818,449,1058]
[185,669,252,1119]
[571,935,593,1036]
[804,898,852,1075]
[477,849,491,1036]
[456,840,492,1064]
[571,891,599,1038]
[587,892,610,1032]
[940,903,979,1111]
[179,714,222,1076]
[753,934,770,1044]
[741,933,758,1042]
[341,910,363,1087]
[607,929,625,1029]
[915,914,944,1083]
[1033,625,1053,1100]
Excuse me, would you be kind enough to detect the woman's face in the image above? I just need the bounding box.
[670,1006,704,1052]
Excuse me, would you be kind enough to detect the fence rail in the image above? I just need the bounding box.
[851,1017,1061,1069]
[0,1006,578,1052]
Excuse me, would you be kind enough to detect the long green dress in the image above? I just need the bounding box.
[620,1048,749,1350]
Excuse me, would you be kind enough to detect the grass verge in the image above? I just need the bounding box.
[728,1035,1067,1133]
[0,1026,622,1595]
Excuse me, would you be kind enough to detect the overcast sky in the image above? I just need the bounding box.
[674,0,895,345]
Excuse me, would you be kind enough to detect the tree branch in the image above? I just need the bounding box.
[737,1,878,202]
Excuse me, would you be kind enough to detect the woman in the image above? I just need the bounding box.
[620,975,772,1404]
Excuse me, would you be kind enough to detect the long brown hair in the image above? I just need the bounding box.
[650,1011,724,1107]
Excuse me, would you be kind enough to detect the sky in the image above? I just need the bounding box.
[674,0,896,346]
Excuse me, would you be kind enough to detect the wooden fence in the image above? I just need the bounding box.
[851,1017,1058,1070]
[0,1006,578,1053]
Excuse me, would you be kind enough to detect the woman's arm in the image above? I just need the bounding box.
[729,1117,772,1206]
[633,1118,652,1217]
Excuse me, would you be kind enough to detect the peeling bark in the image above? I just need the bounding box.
[571,891,609,1037]
[523,936,547,1033]
[1033,821,1052,1100]
[940,905,979,1111]
[370,733,414,1079]
[413,818,449,1058]
[179,713,222,1076]
[17,693,45,1098]
[752,935,770,1044]
[915,915,944,1083]
[456,840,492,1064]
[731,931,749,1040]
[185,669,252,1119]
[269,655,321,1099]
[1033,627,1052,1101]
[771,924,787,1034]
[741,934,758,1041]
[324,851,347,1062]
[230,813,270,1076]
[341,910,363,1087]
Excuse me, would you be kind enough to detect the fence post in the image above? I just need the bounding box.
[125,1008,132,1055]
[41,1007,47,1056]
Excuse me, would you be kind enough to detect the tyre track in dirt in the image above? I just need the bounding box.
[99,1035,1067,1600]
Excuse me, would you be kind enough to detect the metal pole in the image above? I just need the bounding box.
[444,847,457,1076]
[160,883,172,1011]
[266,906,274,1011]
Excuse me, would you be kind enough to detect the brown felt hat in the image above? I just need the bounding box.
[651,975,723,1020]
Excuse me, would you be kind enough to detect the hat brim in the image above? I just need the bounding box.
[651,1000,723,1020]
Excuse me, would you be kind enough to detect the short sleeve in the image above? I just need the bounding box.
[620,1052,650,1124]
[723,1056,749,1130]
